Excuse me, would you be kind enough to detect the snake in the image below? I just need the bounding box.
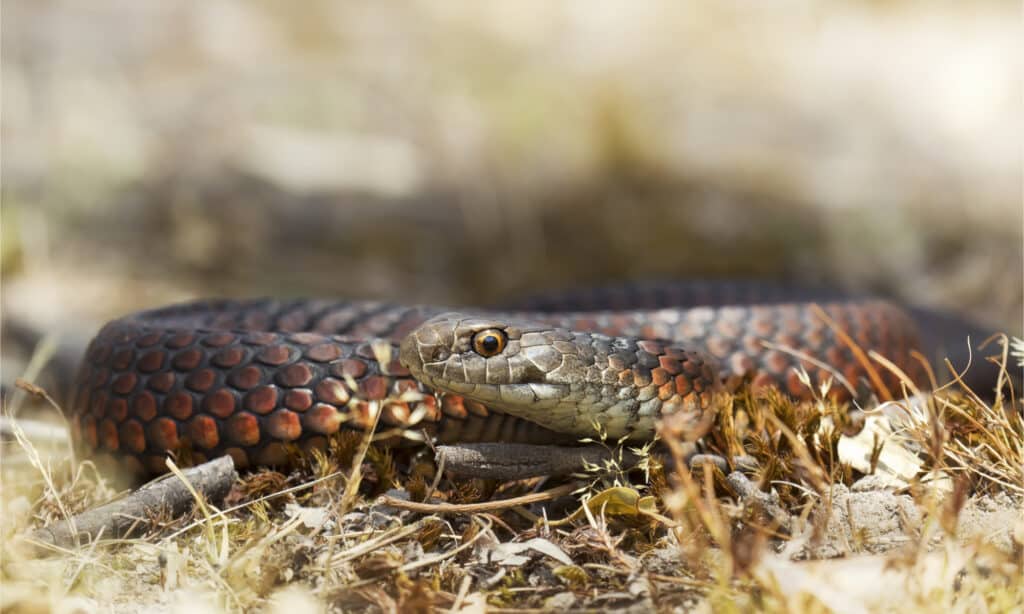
[70,281,991,478]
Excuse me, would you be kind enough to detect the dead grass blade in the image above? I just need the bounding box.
[377,483,577,515]
[810,303,893,401]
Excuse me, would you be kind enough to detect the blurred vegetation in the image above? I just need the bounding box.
[2,1,1020,331]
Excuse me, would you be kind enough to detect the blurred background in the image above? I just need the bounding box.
[2,1,1021,383]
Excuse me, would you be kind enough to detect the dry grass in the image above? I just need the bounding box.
[2,344,1022,613]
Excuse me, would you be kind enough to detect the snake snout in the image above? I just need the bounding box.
[398,328,445,374]
[398,312,466,377]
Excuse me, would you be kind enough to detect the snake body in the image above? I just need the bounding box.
[71,286,936,477]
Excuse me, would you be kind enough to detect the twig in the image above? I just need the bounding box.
[341,399,385,512]
[423,443,446,503]
[448,573,473,613]
[7,335,60,415]
[336,517,495,593]
[329,517,440,565]
[28,455,237,551]
[163,469,344,541]
[437,443,642,479]
[867,350,922,399]
[397,516,493,573]
[0,415,68,445]
[378,482,577,514]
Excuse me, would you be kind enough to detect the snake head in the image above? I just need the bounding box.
[399,312,718,440]
[398,312,554,398]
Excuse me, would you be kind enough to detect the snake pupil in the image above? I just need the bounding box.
[472,329,507,357]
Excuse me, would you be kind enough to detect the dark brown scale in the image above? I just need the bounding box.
[188,415,219,449]
[88,343,112,364]
[243,332,279,346]
[306,344,342,362]
[163,392,193,420]
[99,420,118,450]
[133,392,158,421]
[385,358,409,376]
[166,332,196,349]
[111,349,134,371]
[651,368,670,386]
[333,359,367,379]
[357,376,389,400]
[212,347,246,368]
[227,366,262,390]
[136,332,163,348]
[226,413,260,446]
[90,392,108,419]
[147,418,179,450]
[111,373,137,394]
[120,420,146,453]
[107,398,128,421]
[203,332,237,347]
[147,372,175,393]
[355,344,378,360]
[245,386,279,414]
[276,363,314,387]
[256,443,288,466]
[284,389,314,411]
[315,379,349,405]
[203,389,237,418]
[173,349,204,370]
[464,400,490,418]
[266,410,301,441]
[380,402,411,427]
[303,403,345,435]
[441,395,468,419]
[185,369,216,392]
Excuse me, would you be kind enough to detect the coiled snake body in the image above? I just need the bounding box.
[71,283,948,477]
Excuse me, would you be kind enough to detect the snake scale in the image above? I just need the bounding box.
[71,282,980,478]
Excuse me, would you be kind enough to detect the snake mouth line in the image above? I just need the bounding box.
[415,371,570,405]
[486,382,572,406]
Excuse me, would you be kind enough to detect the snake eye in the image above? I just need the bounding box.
[472,329,507,357]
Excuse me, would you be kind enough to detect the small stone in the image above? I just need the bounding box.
[544,592,577,610]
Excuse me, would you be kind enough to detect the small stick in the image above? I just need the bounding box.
[0,415,68,445]
[378,482,577,514]
[29,455,238,551]
[436,443,643,479]
[13,378,77,467]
